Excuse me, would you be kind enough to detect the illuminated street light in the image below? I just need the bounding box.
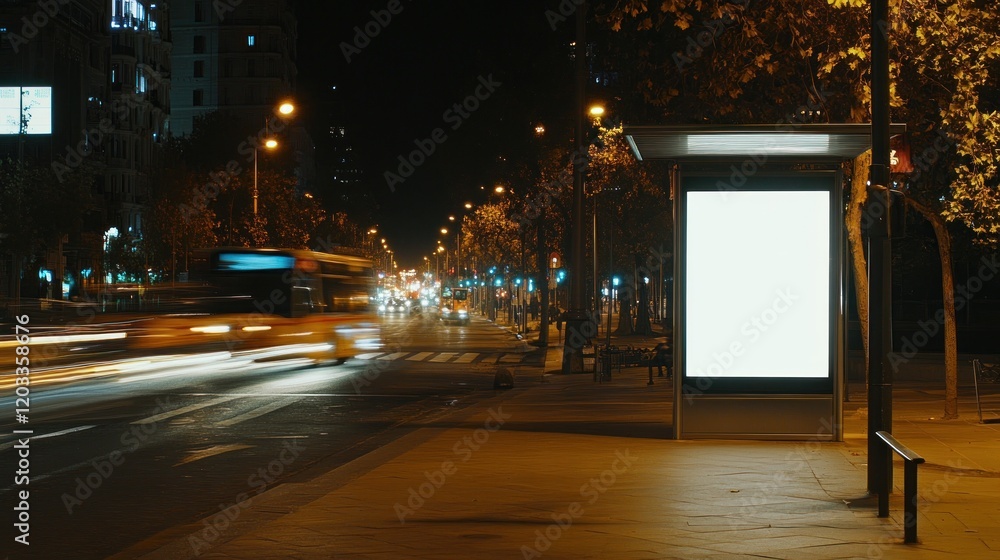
[589,104,605,119]
[494,185,505,194]
[254,101,296,217]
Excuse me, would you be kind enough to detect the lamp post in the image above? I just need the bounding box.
[563,4,593,374]
[436,245,444,280]
[253,102,295,217]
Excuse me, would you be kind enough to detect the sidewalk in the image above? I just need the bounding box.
[114,331,1000,559]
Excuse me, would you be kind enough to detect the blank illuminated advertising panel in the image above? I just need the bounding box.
[685,190,830,379]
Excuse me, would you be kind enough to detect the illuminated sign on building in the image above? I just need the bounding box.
[0,87,53,135]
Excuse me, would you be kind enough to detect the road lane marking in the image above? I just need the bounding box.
[354,352,384,360]
[430,352,457,363]
[406,352,434,361]
[377,352,410,360]
[453,353,478,363]
[132,396,238,425]
[175,444,254,466]
[0,425,96,451]
[218,398,299,427]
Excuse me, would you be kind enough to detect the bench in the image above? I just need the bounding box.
[875,431,925,543]
[640,343,672,378]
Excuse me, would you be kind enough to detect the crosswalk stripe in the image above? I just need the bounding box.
[430,352,458,363]
[453,353,478,363]
[378,352,410,360]
[218,398,298,427]
[406,352,434,361]
[499,353,526,363]
[354,352,384,360]
[133,396,238,425]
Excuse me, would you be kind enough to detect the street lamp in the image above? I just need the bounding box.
[253,102,295,217]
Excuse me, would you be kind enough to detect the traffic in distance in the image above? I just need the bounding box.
[127,247,382,363]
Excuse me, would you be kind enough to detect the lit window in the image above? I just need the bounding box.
[247,34,256,47]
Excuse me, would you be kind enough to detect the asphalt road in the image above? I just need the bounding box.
[1,310,533,559]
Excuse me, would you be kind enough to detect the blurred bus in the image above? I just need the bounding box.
[440,286,470,324]
[131,247,380,363]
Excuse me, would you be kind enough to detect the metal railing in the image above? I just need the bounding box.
[875,430,925,543]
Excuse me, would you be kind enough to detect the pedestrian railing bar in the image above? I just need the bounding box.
[875,430,925,544]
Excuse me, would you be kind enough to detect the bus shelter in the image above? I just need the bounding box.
[623,124,904,440]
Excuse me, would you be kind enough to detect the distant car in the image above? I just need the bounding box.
[378,298,410,314]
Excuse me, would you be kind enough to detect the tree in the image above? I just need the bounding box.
[0,157,97,298]
[873,0,999,418]
[587,124,671,335]
[463,198,525,279]
[600,0,1000,418]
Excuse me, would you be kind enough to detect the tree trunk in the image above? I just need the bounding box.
[614,279,634,335]
[535,208,549,346]
[634,271,653,335]
[907,198,959,419]
[846,150,871,382]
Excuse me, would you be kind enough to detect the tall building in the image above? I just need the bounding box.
[0,0,111,298]
[108,0,172,235]
[170,0,297,136]
[317,84,372,221]
[0,0,109,161]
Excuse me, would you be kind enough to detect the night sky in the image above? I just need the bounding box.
[296,2,579,266]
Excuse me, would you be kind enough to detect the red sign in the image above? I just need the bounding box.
[890,135,914,174]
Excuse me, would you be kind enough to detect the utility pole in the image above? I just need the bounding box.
[868,0,893,495]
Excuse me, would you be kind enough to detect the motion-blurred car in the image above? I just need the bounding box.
[378,298,410,314]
